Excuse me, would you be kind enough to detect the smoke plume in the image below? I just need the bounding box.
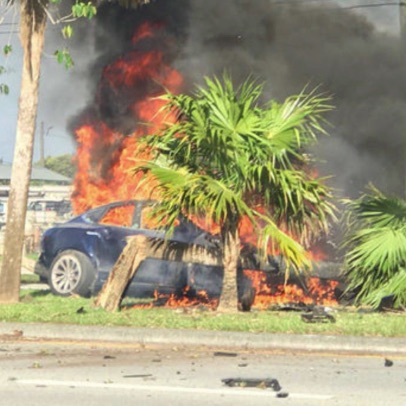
[70,0,406,198]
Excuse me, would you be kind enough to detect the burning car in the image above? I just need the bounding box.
[34,200,276,300]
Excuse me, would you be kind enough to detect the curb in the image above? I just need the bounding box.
[1,322,405,356]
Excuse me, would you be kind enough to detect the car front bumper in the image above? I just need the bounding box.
[34,258,49,279]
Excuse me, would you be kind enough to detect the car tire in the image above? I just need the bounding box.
[49,250,96,297]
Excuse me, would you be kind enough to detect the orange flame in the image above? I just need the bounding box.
[71,21,338,309]
[72,22,182,214]
[243,270,339,309]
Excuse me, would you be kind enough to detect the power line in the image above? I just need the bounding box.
[270,0,405,9]
[271,0,404,5]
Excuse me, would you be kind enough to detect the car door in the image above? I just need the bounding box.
[126,202,188,296]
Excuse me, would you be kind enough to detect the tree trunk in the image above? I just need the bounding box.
[94,235,222,312]
[94,235,149,311]
[0,1,47,303]
[216,225,241,312]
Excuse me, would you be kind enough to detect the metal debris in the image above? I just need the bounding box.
[123,374,153,378]
[384,358,394,367]
[222,378,281,391]
[301,306,336,323]
[213,351,238,357]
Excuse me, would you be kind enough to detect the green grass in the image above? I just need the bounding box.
[21,273,41,284]
[0,289,404,337]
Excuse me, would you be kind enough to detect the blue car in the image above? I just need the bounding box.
[35,200,277,300]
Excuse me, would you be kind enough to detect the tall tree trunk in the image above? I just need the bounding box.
[0,0,47,303]
[217,224,240,312]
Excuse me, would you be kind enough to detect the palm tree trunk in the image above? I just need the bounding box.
[217,224,240,312]
[0,0,47,303]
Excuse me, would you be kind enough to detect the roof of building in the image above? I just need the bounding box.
[0,163,71,184]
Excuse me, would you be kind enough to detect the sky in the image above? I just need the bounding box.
[0,1,95,164]
[0,0,402,181]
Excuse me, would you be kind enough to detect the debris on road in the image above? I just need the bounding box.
[384,358,394,367]
[301,306,336,323]
[213,351,238,357]
[123,374,153,378]
[222,377,282,391]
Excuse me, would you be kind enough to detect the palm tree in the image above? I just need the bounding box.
[133,74,337,311]
[342,186,406,309]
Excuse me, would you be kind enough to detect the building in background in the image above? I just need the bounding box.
[0,163,73,252]
[0,162,72,201]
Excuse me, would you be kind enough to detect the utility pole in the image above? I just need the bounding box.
[39,121,44,167]
[39,122,52,167]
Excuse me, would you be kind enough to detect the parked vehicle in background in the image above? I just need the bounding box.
[0,200,5,230]
[35,200,280,300]
[27,199,72,226]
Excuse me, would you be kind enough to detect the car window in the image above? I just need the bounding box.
[99,203,136,227]
[28,201,60,212]
[29,202,43,211]
[45,202,58,211]
[140,206,161,230]
[139,205,179,230]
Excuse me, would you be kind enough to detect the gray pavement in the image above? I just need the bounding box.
[1,321,405,356]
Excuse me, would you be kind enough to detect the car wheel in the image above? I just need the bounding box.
[49,250,96,297]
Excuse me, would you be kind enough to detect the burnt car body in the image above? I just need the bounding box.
[35,200,278,299]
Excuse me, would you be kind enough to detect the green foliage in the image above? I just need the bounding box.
[54,48,74,69]
[43,154,76,178]
[72,1,97,19]
[0,84,9,95]
[0,65,8,95]
[133,74,336,275]
[3,45,12,55]
[54,1,97,67]
[342,186,406,309]
[61,25,73,39]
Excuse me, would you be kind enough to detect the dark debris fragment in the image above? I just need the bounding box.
[384,358,394,367]
[301,306,336,323]
[222,378,281,392]
[213,351,238,357]
[123,374,153,378]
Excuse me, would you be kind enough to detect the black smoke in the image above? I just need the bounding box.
[70,0,406,198]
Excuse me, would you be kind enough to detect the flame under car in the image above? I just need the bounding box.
[34,200,278,301]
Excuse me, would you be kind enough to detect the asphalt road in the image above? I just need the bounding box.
[0,340,405,406]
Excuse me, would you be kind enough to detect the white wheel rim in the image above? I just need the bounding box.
[51,255,82,294]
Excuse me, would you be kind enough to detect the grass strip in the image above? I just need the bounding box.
[0,289,404,337]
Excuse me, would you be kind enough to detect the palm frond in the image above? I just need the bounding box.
[132,74,336,285]
[343,187,406,308]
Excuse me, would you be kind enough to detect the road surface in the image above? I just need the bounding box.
[0,340,404,405]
